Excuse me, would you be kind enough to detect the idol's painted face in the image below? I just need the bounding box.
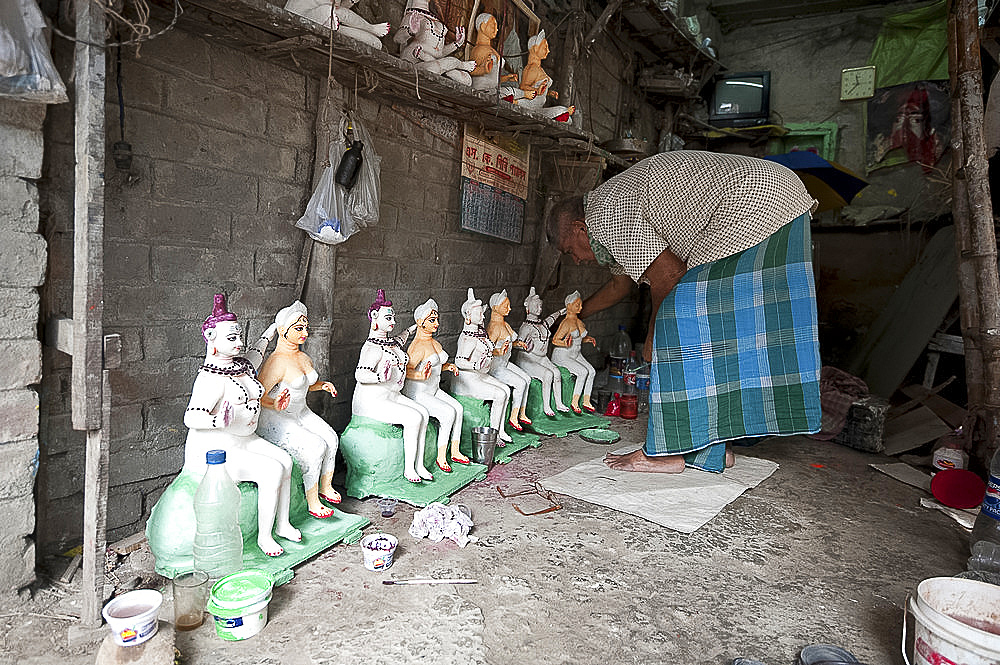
[526,297,542,317]
[468,304,484,326]
[420,311,440,334]
[285,315,309,345]
[373,306,396,333]
[566,297,583,314]
[214,321,244,357]
[494,298,511,316]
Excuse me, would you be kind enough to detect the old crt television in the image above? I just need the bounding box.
[707,71,771,128]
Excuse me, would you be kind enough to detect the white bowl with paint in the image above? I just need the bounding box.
[101,589,163,647]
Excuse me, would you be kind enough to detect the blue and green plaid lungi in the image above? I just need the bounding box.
[645,213,821,472]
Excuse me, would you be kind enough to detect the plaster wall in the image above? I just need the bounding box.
[717,3,953,369]
[0,98,46,594]
[34,18,623,555]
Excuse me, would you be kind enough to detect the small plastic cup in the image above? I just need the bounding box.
[377,497,398,518]
[173,570,210,631]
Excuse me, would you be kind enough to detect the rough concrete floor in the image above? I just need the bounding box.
[2,414,972,665]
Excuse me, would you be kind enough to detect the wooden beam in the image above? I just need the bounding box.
[72,0,106,432]
[583,0,625,50]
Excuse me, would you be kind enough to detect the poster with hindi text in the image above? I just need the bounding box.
[460,127,530,243]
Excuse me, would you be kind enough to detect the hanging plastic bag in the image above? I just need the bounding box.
[0,0,68,104]
[345,112,381,229]
[295,123,354,244]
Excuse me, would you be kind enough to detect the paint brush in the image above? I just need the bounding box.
[382,578,478,585]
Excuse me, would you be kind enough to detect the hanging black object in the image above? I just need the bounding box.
[335,140,364,190]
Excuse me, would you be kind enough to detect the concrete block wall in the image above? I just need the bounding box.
[0,98,46,594]
[36,20,628,554]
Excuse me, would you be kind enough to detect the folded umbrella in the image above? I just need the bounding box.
[764,151,869,212]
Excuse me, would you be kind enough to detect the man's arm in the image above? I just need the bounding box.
[641,248,687,362]
[580,273,632,319]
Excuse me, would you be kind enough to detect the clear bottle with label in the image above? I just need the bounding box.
[608,325,631,394]
[193,449,244,581]
[623,350,639,396]
[971,448,1000,550]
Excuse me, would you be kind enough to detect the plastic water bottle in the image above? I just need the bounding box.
[193,449,243,581]
[608,325,631,394]
[972,449,1000,547]
[623,351,639,396]
[636,367,650,413]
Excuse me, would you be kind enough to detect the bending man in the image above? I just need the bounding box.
[547,150,822,474]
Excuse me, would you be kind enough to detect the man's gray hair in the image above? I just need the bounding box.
[544,196,586,246]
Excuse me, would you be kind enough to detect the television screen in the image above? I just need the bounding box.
[708,71,771,128]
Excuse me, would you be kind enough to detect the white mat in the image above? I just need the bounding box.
[540,449,779,534]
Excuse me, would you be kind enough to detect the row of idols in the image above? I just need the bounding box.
[183,289,595,557]
[284,0,575,122]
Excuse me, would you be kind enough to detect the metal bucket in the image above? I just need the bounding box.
[471,426,497,470]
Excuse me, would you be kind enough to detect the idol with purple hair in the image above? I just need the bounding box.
[352,289,434,483]
[182,293,301,557]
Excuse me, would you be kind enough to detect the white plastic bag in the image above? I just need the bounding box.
[296,113,381,244]
[0,0,68,103]
[345,112,381,229]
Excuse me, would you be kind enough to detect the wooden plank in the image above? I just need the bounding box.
[845,226,958,398]
[80,368,110,627]
[72,0,106,431]
[45,317,74,356]
[882,405,953,456]
[900,383,967,430]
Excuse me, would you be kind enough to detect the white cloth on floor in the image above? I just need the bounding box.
[409,502,478,547]
[541,448,778,534]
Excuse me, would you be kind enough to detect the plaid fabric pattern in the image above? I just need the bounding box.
[585,150,817,281]
[645,214,821,472]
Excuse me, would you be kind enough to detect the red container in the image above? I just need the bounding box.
[619,394,638,419]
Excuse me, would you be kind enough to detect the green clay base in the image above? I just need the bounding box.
[451,394,541,464]
[523,367,611,436]
[146,463,369,584]
[339,415,488,505]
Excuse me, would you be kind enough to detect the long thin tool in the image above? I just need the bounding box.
[382,578,478,585]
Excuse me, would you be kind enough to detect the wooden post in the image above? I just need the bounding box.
[74,0,108,627]
[559,0,586,114]
[949,0,1000,468]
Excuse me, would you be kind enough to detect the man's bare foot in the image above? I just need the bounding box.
[604,449,685,473]
[725,447,735,468]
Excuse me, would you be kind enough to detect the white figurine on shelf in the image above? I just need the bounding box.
[182,294,300,558]
[402,298,470,473]
[393,0,476,85]
[487,290,533,432]
[450,288,513,443]
[353,289,435,484]
[550,290,597,413]
[284,0,391,50]
[256,300,342,520]
[515,287,571,416]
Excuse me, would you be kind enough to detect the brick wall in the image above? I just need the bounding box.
[0,98,47,594]
[36,22,628,553]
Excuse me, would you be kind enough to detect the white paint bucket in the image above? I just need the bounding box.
[101,589,163,647]
[361,533,397,571]
[206,569,274,641]
[903,576,1000,665]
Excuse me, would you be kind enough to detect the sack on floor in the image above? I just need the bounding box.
[0,0,68,103]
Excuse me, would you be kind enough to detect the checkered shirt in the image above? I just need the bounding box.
[584,150,818,281]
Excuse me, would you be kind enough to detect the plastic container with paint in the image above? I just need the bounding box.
[206,569,274,641]
[904,576,1000,665]
[101,589,163,647]
[361,533,398,571]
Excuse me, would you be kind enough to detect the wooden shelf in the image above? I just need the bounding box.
[620,0,720,71]
[157,0,622,161]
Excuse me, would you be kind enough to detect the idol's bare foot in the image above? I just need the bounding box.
[603,449,685,473]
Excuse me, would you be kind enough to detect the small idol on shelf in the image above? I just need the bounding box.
[402,298,470,473]
[550,290,597,413]
[470,12,519,92]
[353,289,435,484]
[515,286,571,416]
[450,288,514,443]
[503,30,575,122]
[284,0,391,50]
[486,289,532,431]
[394,0,476,85]
[182,294,300,557]
[256,301,342,520]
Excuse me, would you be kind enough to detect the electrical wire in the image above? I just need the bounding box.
[51,0,182,48]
